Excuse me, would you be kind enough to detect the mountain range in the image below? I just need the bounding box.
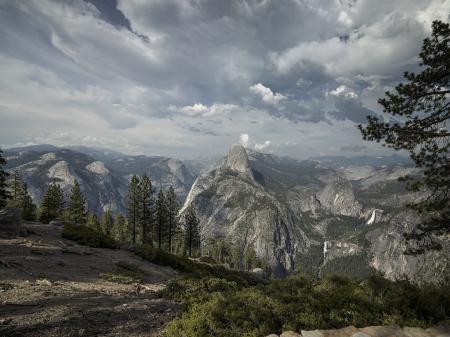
[4,144,448,283]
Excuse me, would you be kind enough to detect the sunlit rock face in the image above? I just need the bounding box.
[224,144,254,179]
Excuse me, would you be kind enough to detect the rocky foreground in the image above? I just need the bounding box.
[268,325,450,337]
[0,222,180,337]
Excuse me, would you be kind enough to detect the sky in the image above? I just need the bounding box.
[0,0,449,159]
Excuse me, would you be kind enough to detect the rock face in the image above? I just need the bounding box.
[224,144,254,178]
[181,145,449,282]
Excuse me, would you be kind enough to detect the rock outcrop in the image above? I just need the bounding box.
[266,325,450,337]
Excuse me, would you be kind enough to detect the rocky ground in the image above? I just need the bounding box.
[0,223,181,337]
[271,325,450,337]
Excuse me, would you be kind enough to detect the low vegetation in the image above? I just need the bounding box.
[100,261,145,284]
[163,273,450,337]
[62,223,120,249]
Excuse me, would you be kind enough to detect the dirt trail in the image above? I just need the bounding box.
[0,223,181,337]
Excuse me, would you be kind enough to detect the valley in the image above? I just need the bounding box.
[3,144,449,284]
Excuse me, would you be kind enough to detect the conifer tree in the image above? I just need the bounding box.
[184,205,200,257]
[155,189,168,249]
[243,242,258,271]
[86,211,99,228]
[127,175,140,244]
[100,209,114,237]
[39,183,64,223]
[0,149,9,208]
[112,212,128,243]
[359,20,450,241]
[67,180,86,224]
[20,182,36,221]
[139,174,154,244]
[166,186,179,253]
[7,171,24,209]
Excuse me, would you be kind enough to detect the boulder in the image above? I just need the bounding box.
[0,208,26,236]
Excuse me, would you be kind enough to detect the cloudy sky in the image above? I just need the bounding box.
[0,0,448,159]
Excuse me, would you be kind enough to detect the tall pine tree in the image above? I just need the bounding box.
[112,212,128,243]
[67,180,86,224]
[166,186,179,253]
[155,190,168,249]
[359,21,450,242]
[86,211,99,228]
[5,171,36,220]
[0,149,9,208]
[7,171,24,209]
[127,175,140,244]
[139,174,154,245]
[184,205,200,257]
[100,209,114,237]
[20,182,36,221]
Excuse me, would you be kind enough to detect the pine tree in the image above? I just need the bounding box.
[243,242,258,271]
[139,174,154,245]
[39,183,64,223]
[127,175,140,244]
[5,171,36,220]
[184,206,200,257]
[20,182,36,221]
[155,189,168,249]
[86,211,99,228]
[0,149,9,208]
[359,20,450,242]
[112,212,128,243]
[100,209,114,237]
[67,180,86,224]
[7,171,24,209]
[166,186,179,253]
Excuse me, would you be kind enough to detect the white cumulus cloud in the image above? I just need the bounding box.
[249,83,286,105]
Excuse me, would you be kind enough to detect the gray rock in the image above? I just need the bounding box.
[301,330,323,337]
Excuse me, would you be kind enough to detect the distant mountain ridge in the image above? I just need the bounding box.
[4,145,197,215]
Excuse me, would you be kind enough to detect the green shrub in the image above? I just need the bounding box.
[163,273,450,337]
[62,223,119,249]
[100,261,145,284]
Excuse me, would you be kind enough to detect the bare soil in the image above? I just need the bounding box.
[0,223,181,337]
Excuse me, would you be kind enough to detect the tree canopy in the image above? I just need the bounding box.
[359,20,449,242]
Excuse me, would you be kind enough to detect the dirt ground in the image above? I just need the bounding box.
[0,223,182,337]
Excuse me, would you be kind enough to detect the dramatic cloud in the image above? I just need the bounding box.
[0,0,448,158]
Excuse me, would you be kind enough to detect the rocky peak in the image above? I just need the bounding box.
[224,144,253,178]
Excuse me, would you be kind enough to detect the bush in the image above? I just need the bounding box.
[62,223,119,249]
[163,273,450,337]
